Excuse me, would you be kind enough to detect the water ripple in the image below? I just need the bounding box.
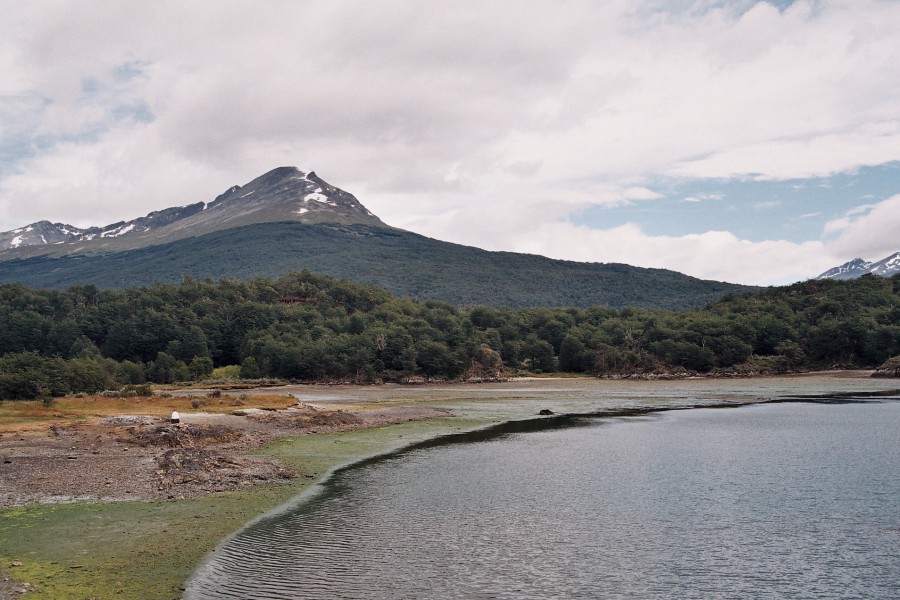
[187,400,900,599]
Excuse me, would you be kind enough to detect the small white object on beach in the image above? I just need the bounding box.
[171,411,180,424]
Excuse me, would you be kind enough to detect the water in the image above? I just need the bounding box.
[187,398,900,599]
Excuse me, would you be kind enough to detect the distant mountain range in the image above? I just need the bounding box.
[817,253,900,281]
[0,167,755,309]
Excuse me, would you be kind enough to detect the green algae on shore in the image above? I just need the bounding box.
[0,416,487,599]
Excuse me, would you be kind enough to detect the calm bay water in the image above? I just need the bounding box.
[187,397,900,599]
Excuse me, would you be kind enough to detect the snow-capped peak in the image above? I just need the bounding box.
[817,252,900,280]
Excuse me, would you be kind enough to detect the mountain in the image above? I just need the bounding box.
[0,167,756,309]
[0,167,383,257]
[816,258,874,281]
[0,204,208,251]
[817,252,900,281]
[868,252,900,277]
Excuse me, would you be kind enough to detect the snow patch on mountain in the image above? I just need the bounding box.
[101,224,136,238]
[304,190,335,205]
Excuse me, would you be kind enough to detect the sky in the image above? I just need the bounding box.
[1,0,898,286]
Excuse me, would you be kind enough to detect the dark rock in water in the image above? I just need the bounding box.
[539,409,554,415]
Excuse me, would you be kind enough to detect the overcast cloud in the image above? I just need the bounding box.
[1,0,898,285]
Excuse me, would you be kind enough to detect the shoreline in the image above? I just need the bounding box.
[2,374,898,598]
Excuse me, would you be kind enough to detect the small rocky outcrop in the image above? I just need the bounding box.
[872,356,900,378]
[155,448,293,493]
[118,424,243,448]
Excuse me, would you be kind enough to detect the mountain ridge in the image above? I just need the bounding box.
[0,167,384,258]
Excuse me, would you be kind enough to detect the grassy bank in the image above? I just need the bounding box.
[0,415,489,599]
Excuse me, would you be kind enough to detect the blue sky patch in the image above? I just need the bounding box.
[570,162,900,243]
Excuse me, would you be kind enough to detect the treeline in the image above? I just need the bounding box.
[0,271,898,399]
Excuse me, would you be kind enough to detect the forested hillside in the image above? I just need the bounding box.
[0,221,752,310]
[1,272,897,399]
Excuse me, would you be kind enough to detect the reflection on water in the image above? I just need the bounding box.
[187,396,900,599]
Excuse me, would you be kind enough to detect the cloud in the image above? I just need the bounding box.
[0,125,238,228]
[0,0,898,285]
[823,194,900,259]
[822,203,876,236]
[670,121,900,180]
[403,199,835,286]
[682,192,723,203]
[623,187,663,201]
[394,191,900,286]
[753,200,780,209]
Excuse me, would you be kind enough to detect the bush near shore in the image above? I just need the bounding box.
[0,271,898,399]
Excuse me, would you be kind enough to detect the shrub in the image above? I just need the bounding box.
[210,365,241,379]
[120,383,153,397]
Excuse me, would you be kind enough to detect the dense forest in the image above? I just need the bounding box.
[1,271,898,400]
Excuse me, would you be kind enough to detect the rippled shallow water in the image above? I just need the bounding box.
[187,398,900,599]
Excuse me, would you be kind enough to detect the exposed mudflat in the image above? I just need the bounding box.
[0,403,450,508]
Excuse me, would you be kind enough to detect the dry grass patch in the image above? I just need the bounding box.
[0,393,297,432]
